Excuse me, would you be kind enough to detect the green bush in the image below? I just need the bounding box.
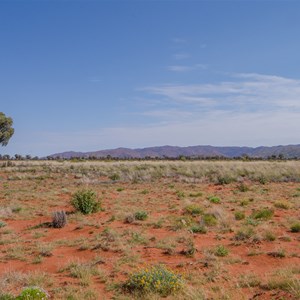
[290,222,300,233]
[202,213,217,226]
[208,196,221,204]
[214,245,229,257]
[134,211,148,221]
[251,208,273,220]
[16,286,48,300]
[190,224,207,234]
[124,264,184,296]
[71,189,101,214]
[0,221,6,228]
[234,211,245,220]
[184,204,202,216]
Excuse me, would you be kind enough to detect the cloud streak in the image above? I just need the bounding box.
[144,73,300,112]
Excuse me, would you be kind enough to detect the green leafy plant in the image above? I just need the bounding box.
[208,196,221,204]
[71,189,101,214]
[16,286,48,300]
[214,245,229,257]
[134,211,148,221]
[124,264,184,296]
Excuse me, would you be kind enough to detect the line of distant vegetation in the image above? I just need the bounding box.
[0,153,298,161]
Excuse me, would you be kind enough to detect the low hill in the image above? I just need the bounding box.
[49,144,300,159]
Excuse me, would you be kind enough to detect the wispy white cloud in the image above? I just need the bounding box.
[173,53,190,60]
[167,63,207,72]
[144,73,300,111]
[171,37,187,44]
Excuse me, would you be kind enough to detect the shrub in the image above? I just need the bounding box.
[184,204,203,216]
[176,190,185,199]
[290,222,300,233]
[201,214,217,226]
[190,224,207,234]
[189,192,203,197]
[264,231,276,241]
[258,175,267,184]
[217,175,235,185]
[124,264,184,296]
[234,211,245,220]
[0,221,6,228]
[16,286,48,300]
[237,183,249,192]
[52,211,67,228]
[124,214,135,224]
[0,294,14,300]
[251,208,273,220]
[71,189,101,214]
[234,227,254,241]
[109,174,120,181]
[274,200,290,209]
[134,211,148,221]
[208,196,221,204]
[214,245,229,257]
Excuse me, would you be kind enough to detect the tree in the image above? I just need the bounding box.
[0,112,14,146]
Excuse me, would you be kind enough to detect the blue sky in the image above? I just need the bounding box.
[1,0,300,156]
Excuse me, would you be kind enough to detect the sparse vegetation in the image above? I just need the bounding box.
[71,189,101,214]
[52,211,67,228]
[1,160,300,299]
[134,211,148,221]
[290,222,300,233]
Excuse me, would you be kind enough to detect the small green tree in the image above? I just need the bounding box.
[0,112,14,146]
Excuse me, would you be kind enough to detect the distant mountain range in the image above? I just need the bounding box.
[49,144,300,159]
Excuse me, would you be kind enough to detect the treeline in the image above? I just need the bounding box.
[0,153,298,161]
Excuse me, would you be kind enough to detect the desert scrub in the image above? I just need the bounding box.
[190,224,207,234]
[52,211,67,228]
[134,211,148,221]
[124,264,184,296]
[0,221,6,228]
[71,189,101,214]
[184,204,203,216]
[0,295,14,300]
[200,213,217,226]
[274,200,290,209]
[16,286,48,300]
[290,222,300,233]
[234,211,245,220]
[208,196,221,204]
[234,227,254,241]
[251,208,273,220]
[214,245,229,257]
